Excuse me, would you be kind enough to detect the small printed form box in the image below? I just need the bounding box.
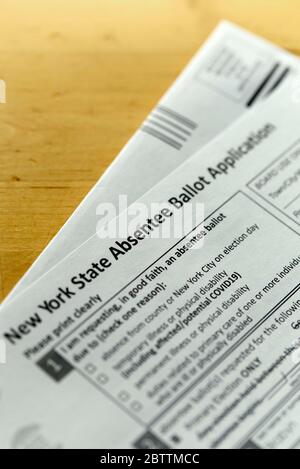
[247,139,300,225]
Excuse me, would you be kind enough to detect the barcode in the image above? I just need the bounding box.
[141,105,197,150]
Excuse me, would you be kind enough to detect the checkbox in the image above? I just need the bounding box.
[85,363,97,375]
[130,401,143,412]
[171,435,181,444]
[118,391,130,402]
[96,373,109,384]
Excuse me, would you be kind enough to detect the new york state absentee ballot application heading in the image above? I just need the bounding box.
[1,85,300,449]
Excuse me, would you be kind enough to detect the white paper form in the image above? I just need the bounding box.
[1,83,300,449]
[4,21,300,303]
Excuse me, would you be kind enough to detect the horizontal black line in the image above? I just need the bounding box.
[267,67,291,96]
[150,114,192,136]
[157,105,197,129]
[147,119,188,142]
[247,62,281,107]
[141,125,182,150]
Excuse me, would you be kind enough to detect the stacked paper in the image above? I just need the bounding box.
[1,22,300,449]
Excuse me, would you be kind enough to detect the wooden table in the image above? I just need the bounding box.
[1,0,300,301]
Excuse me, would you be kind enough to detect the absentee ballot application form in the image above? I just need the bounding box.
[1,83,300,449]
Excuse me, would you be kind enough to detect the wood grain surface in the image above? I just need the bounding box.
[1,0,300,300]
